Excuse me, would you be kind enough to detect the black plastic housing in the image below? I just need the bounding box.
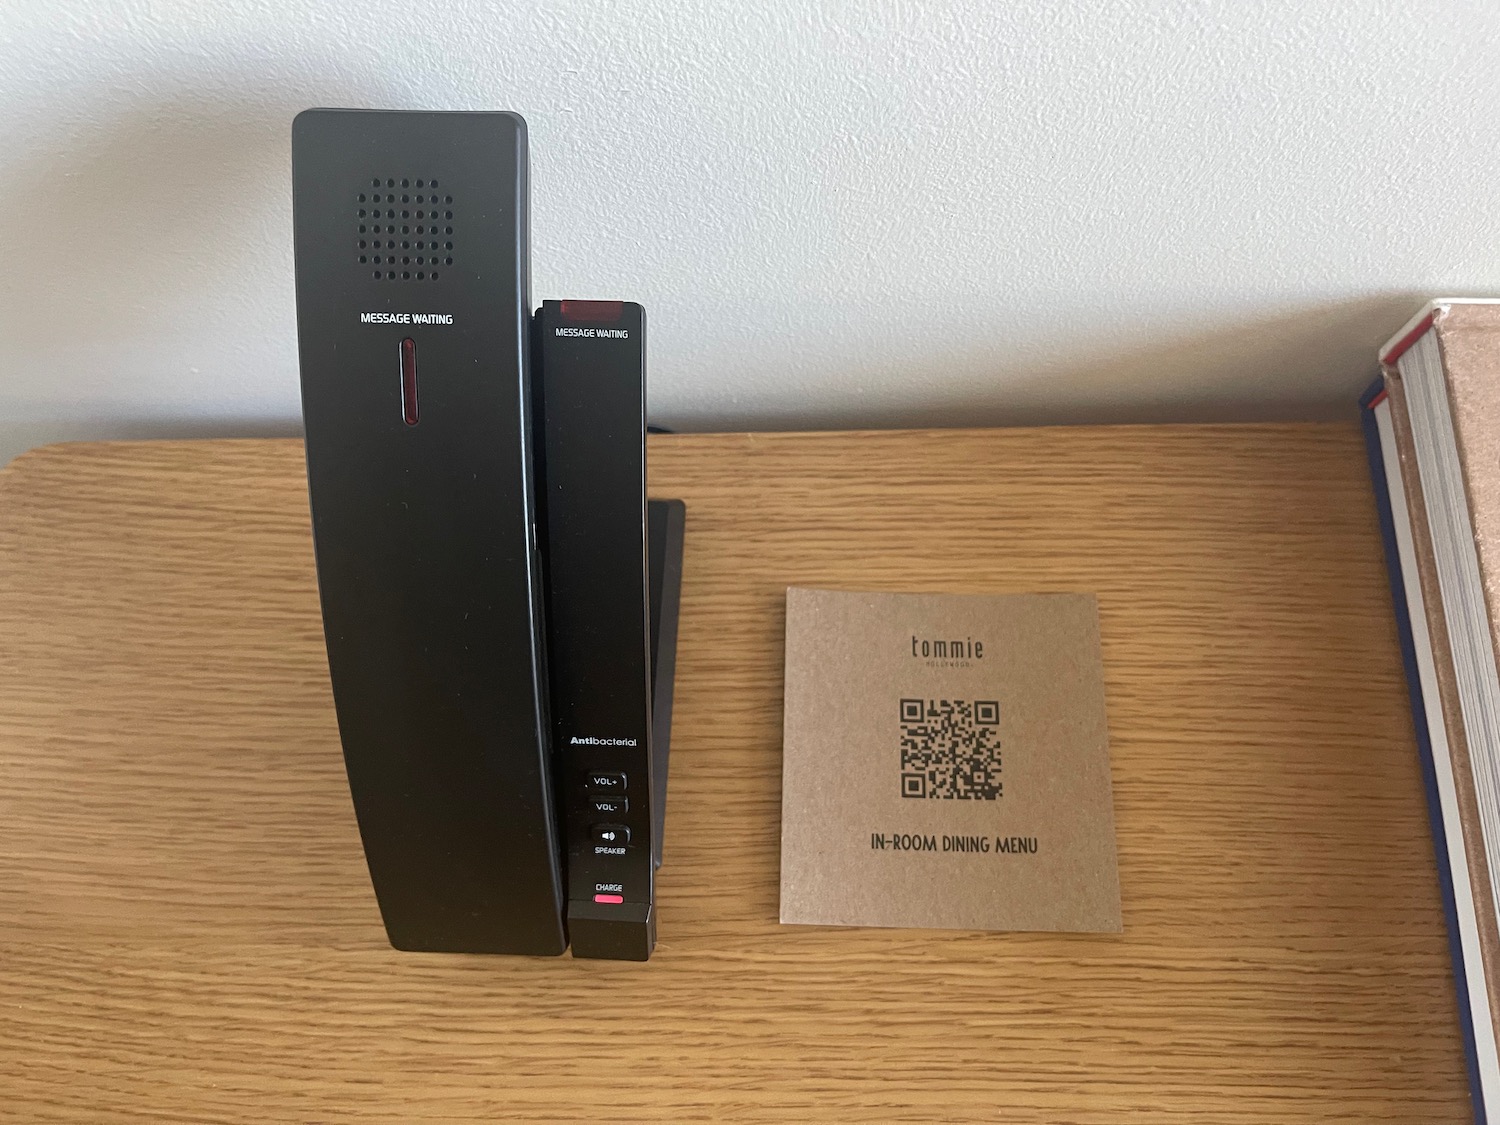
[292,109,566,955]
[535,300,669,960]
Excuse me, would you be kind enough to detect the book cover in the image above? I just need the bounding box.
[1373,298,1500,1123]
[1363,378,1490,1120]
[1389,367,1500,977]
[778,587,1122,932]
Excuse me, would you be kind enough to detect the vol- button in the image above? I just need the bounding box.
[592,824,630,845]
[586,772,626,793]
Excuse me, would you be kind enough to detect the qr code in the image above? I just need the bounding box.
[900,698,1001,800]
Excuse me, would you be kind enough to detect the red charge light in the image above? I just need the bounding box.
[593,893,624,904]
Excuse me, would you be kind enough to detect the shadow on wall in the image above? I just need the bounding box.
[0,95,298,361]
[0,78,398,468]
[992,294,1428,424]
[0,92,307,469]
[0,293,1442,466]
[0,86,1462,452]
[692,293,1443,434]
[0,416,301,463]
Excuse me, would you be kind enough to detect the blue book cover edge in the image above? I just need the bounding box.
[1361,375,1486,1121]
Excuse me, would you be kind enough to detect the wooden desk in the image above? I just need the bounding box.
[0,426,1470,1122]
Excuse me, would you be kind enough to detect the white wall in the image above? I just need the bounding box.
[3,1,1499,466]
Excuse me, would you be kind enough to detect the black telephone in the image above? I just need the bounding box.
[292,109,682,962]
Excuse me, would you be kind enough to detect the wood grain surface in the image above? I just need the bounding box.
[0,426,1471,1123]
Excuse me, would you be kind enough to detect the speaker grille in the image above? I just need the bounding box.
[356,177,455,282]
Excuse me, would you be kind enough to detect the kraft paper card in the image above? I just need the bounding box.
[779,587,1122,932]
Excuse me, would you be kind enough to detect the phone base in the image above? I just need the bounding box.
[568,497,685,961]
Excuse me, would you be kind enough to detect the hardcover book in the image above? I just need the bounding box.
[1365,298,1500,1122]
[778,587,1122,933]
